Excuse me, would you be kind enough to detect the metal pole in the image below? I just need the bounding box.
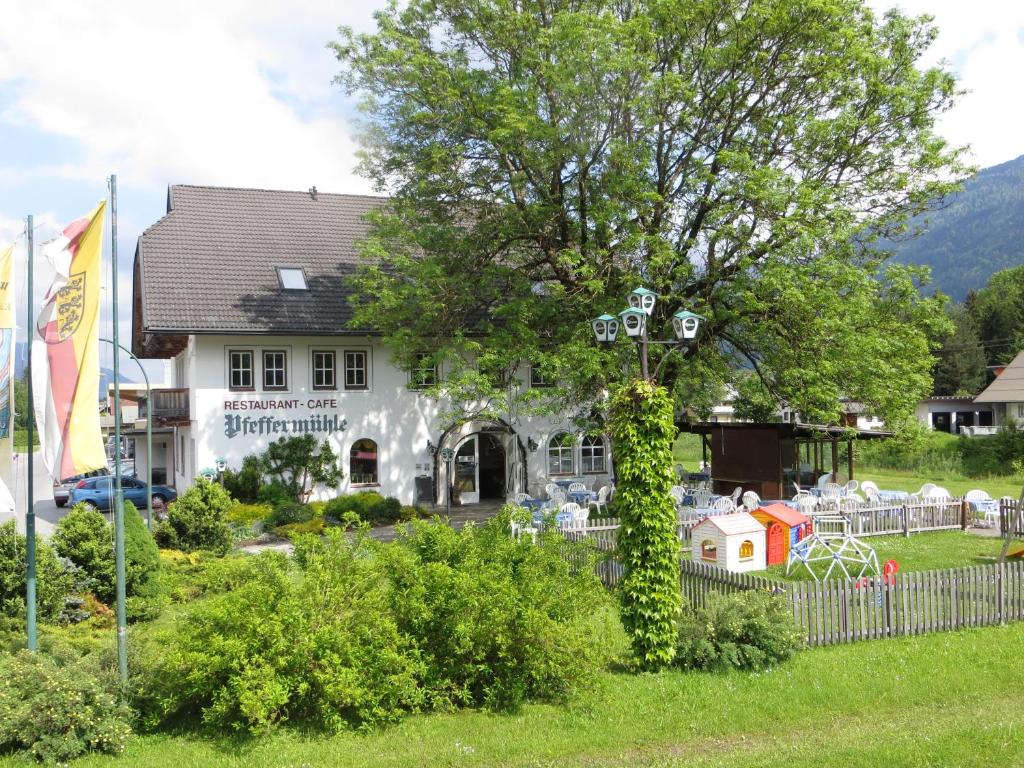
[25,215,36,652]
[99,337,151,530]
[109,175,128,683]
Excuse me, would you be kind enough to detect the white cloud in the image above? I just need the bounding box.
[0,1,388,196]
[869,0,1024,167]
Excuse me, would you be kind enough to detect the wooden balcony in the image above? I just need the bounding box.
[139,388,190,425]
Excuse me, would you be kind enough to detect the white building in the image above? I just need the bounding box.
[131,185,614,505]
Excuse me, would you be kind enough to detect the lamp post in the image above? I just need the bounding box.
[592,287,704,378]
[440,446,455,515]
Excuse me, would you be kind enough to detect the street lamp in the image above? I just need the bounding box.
[440,446,455,516]
[592,288,704,381]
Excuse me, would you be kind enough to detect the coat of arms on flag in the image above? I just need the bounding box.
[32,202,108,480]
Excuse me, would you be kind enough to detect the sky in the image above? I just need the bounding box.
[1,0,1023,381]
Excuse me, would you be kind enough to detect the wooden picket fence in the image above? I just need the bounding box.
[833,498,966,537]
[1000,497,1024,536]
[562,516,1024,647]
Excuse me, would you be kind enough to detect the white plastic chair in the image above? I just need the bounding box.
[730,486,743,505]
[860,480,879,497]
[741,490,760,511]
[560,502,587,532]
[691,488,713,508]
[712,496,735,514]
[816,472,833,489]
[545,482,560,499]
[589,486,610,516]
[965,489,991,502]
[568,481,587,494]
[514,492,531,506]
[796,495,818,516]
[822,483,843,499]
[844,479,859,495]
[918,483,937,498]
[670,485,687,508]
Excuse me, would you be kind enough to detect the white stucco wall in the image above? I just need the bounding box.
[166,335,613,504]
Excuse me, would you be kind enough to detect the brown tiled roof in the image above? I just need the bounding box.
[132,185,387,357]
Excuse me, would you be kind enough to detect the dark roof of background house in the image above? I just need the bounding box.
[132,184,388,357]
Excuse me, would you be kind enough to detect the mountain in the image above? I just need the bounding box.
[889,154,1024,301]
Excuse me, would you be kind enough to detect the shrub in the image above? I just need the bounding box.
[0,521,77,622]
[160,550,255,604]
[959,422,1024,477]
[222,454,264,503]
[264,501,315,530]
[0,651,131,763]
[256,480,293,507]
[377,508,606,710]
[324,492,403,524]
[675,590,803,672]
[399,504,428,522]
[136,543,422,733]
[226,503,272,525]
[275,517,327,539]
[53,502,165,621]
[155,478,233,555]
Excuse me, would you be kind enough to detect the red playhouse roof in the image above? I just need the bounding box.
[754,503,810,528]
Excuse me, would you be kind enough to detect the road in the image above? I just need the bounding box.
[3,451,63,537]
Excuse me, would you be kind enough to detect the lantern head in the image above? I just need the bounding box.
[618,307,647,338]
[591,313,620,344]
[628,287,657,316]
[672,309,704,341]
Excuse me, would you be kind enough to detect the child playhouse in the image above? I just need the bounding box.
[750,503,813,566]
[692,512,767,573]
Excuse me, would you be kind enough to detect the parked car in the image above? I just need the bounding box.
[68,476,177,511]
[53,468,110,507]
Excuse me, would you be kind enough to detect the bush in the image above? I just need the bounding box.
[222,454,263,503]
[155,478,233,555]
[0,651,131,763]
[53,502,165,621]
[675,590,803,672]
[256,481,293,508]
[136,544,422,733]
[226,503,272,525]
[377,508,606,710]
[399,504,428,522]
[275,517,327,539]
[0,521,77,622]
[264,501,315,530]
[959,422,1024,477]
[324,492,403,525]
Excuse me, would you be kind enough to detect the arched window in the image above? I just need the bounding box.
[739,540,754,561]
[581,435,607,474]
[701,540,717,561]
[350,438,378,486]
[547,432,575,475]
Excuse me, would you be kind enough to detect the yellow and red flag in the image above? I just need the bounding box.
[32,202,108,480]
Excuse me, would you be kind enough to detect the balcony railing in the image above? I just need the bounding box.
[139,388,190,423]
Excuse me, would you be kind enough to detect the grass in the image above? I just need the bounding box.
[22,621,1024,768]
[13,428,38,452]
[762,530,1012,581]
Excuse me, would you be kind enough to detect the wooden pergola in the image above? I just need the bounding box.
[676,421,891,500]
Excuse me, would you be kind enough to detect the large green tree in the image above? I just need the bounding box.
[334,0,963,426]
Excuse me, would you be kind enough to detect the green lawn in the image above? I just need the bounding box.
[13,429,38,452]
[857,466,1022,500]
[25,621,1024,768]
[763,530,1012,581]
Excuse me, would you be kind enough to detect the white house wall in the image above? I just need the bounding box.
[176,335,613,504]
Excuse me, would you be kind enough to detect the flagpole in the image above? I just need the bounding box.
[25,215,36,652]
[109,175,128,683]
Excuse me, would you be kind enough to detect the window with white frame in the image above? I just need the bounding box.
[410,353,438,389]
[344,350,368,390]
[312,350,336,390]
[581,434,607,473]
[228,349,254,391]
[547,432,575,475]
[262,350,287,391]
[277,267,308,290]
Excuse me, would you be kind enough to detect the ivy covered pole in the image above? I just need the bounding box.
[593,291,704,669]
[608,379,680,669]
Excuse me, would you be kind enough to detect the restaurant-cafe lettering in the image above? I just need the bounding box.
[222,398,347,439]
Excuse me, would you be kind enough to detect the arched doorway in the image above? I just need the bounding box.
[451,432,508,505]
[438,420,525,506]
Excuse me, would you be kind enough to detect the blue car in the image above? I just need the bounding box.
[69,476,177,511]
